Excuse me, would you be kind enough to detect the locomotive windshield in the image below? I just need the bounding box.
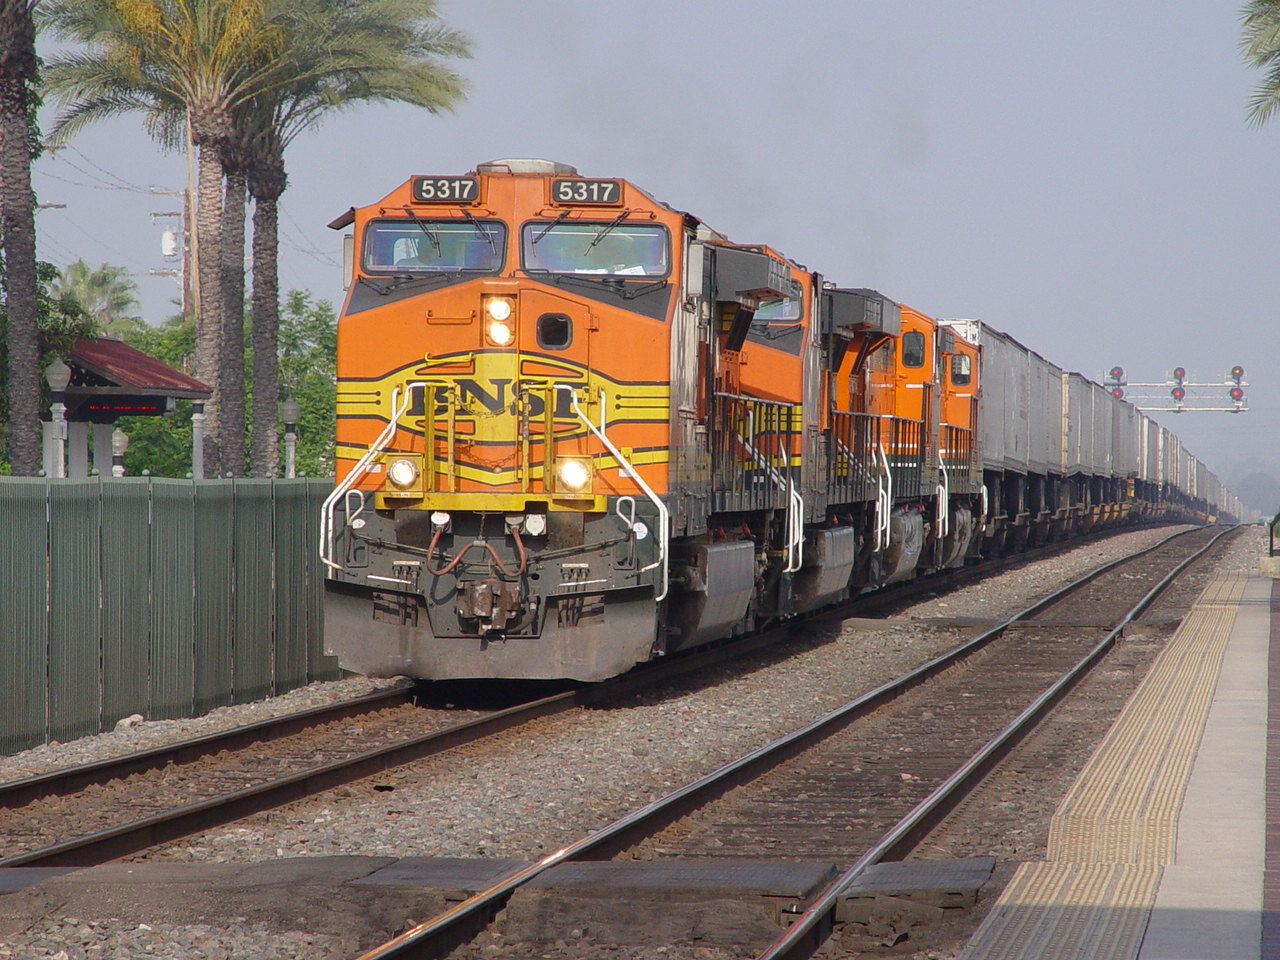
[521,221,669,278]
[363,218,506,273]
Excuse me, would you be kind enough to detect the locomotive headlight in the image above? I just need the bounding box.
[487,318,514,346]
[554,457,592,493]
[484,296,516,346]
[387,457,419,489]
[485,297,514,322]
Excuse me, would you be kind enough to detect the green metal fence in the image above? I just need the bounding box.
[0,477,339,754]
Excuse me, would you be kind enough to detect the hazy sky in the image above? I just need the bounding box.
[32,1,1279,491]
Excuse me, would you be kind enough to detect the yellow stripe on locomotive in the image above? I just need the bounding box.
[335,348,672,513]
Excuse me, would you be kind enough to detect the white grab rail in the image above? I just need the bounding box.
[873,444,892,552]
[936,460,950,538]
[320,383,421,571]
[785,477,804,573]
[557,385,670,602]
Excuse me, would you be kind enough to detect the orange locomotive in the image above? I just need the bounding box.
[321,159,1229,683]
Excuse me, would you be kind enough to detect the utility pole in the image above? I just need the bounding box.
[150,187,190,316]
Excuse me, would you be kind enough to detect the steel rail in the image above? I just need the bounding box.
[0,686,415,810]
[352,524,1231,960]
[0,690,580,869]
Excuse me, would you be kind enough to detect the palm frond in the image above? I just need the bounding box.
[1241,0,1280,124]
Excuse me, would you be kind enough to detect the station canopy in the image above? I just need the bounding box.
[63,337,211,422]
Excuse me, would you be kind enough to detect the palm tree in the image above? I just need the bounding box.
[219,144,249,475]
[41,0,471,478]
[1242,0,1280,123]
[233,0,469,476]
[41,0,293,477]
[0,0,41,475]
[50,259,143,336]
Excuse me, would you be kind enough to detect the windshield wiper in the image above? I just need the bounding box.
[531,210,570,245]
[359,272,459,296]
[460,209,497,253]
[586,210,629,251]
[619,278,668,299]
[400,205,441,254]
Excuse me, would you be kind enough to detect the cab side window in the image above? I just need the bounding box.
[951,353,972,386]
[901,330,926,368]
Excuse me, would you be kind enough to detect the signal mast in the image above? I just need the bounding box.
[1103,365,1247,413]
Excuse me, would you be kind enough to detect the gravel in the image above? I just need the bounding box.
[1,523,1262,960]
[0,918,351,960]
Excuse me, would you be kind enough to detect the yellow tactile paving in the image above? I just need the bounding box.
[1050,603,1239,863]
[955,575,1247,960]
[959,863,1161,960]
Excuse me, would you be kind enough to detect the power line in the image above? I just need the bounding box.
[37,234,80,265]
[36,167,139,193]
[279,235,341,268]
[65,145,155,190]
[280,204,341,266]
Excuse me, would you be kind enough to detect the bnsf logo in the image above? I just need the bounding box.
[406,379,579,418]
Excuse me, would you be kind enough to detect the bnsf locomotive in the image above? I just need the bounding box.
[321,159,1241,682]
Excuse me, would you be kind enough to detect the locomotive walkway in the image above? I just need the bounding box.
[956,569,1276,960]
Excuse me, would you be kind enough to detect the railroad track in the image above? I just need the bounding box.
[0,524,1215,878]
[353,523,1236,960]
[0,686,515,868]
[0,601,827,869]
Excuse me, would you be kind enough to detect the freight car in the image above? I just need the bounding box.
[321,160,1241,682]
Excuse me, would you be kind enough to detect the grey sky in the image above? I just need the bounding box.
[33,1,1278,492]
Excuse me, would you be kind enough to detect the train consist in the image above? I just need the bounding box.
[322,159,1241,682]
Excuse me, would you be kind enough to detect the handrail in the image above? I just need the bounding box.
[873,443,892,552]
[785,476,804,573]
[717,392,804,572]
[556,385,670,602]
[320,383,421,570]
[936,459,950,538]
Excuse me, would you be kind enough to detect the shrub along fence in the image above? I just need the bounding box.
[0,477,338,754]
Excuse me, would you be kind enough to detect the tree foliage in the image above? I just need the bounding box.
[50,258,143,336]
[40,0,470,477]
[110,290,335,477]
[234,0,469,476]
[1242,0,1280,124]
[275,290,336,477]
[41,0,307,477]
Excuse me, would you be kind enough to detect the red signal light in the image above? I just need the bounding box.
[1230,387,1244,401]
[1108,366,1124,381]
[1172,366,1186,382]
[1171,386,1186,401]
[1110,386,1124,398]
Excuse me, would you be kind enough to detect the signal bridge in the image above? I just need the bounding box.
[1103,365,1248,414]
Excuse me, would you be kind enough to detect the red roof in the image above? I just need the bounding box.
[69,338,211,398]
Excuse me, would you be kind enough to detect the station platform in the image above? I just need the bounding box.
[958,572,1278,960]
